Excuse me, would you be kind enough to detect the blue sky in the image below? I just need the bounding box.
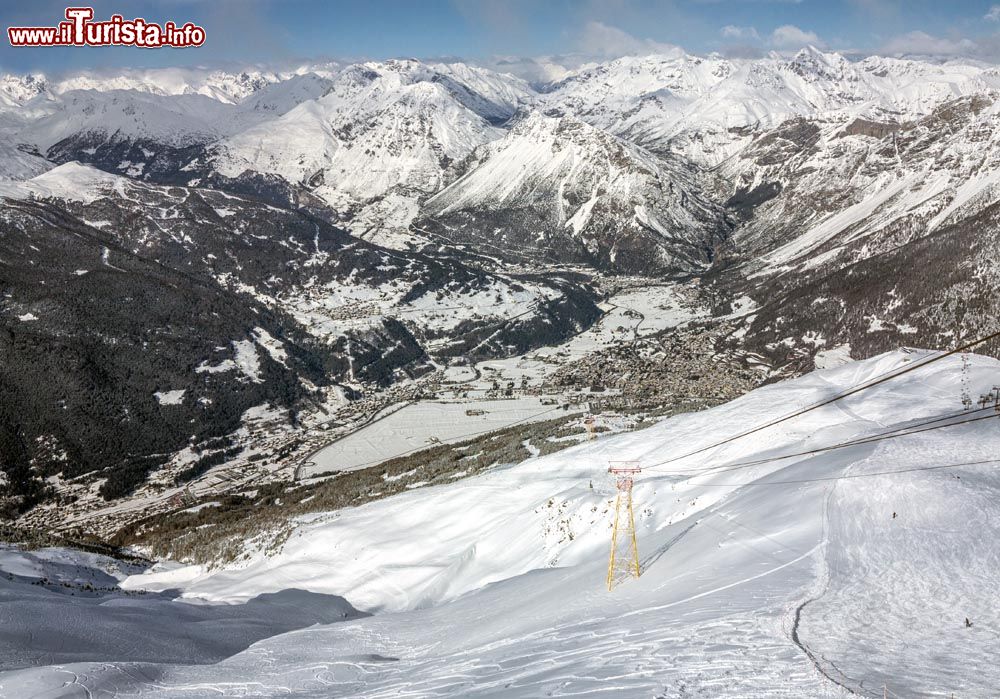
[4,0,1000,73]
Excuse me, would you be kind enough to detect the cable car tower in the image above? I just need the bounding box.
[606,461,642,590]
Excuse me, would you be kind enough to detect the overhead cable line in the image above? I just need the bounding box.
[645,406,999,479]
[676,457,1000,488]
[641,328,1000,471]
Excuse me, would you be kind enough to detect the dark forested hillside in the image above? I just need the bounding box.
[0,198,345,510]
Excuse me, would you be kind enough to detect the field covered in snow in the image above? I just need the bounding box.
[3,349,1000,697]
[300,397,581,479]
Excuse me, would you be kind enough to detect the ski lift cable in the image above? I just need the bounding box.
[680,456,1000,488]
[640,327,1000,471]
[645,406,999,478]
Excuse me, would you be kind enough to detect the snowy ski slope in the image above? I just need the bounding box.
[4,349,998,696]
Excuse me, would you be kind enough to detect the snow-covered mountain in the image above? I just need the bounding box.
[206,60,519,236]
[725,94,1000,265]
[419,111,729,274]
[7,77,338,187]
[238,72,335,115]
[2,50,999,373]
[541,48,1000,164]
[2,50,999,348]
[704,92,1000,370]
[5,49,998,253]
[5,65,342,105]
[427,60,533,124]
[19,90,241,152]
[7,90,257,186]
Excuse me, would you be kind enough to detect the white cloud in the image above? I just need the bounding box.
[769,24,825,49]
[881,30,977,57]
[987,5,1000,22]
[721,25,760,40]
[575,21,684,58]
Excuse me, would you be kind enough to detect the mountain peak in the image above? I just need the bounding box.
[788,46,848,80]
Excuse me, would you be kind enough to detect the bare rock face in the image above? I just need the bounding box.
[840,118,900,139]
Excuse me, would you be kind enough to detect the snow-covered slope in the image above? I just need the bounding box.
[0,160,124,202]
[0,112,50,180]
[0,545,363,671]
[427,61,533,124]
[0,142,50,181]
[18,90,243,152]
[8,349,997,696]
[419,111,728,274]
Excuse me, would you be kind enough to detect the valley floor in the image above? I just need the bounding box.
[3,350,999,698]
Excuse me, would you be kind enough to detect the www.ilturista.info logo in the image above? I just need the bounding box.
[8,7,206,48]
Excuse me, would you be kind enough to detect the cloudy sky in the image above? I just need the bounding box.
[4,0,1000,72]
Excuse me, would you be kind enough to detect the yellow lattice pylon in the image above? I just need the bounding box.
[606,461,641,590]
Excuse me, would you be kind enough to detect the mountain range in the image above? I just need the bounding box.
[3,47,1000,507]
